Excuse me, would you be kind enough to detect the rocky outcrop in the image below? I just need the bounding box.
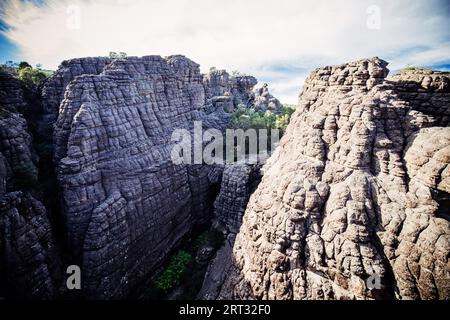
[52,55,240,298]
[220,58,450,300]
[0,70,30,114]
[0,112,38,186]
[212,164,262,233]
[0,191,60,299]
[389,70,449,126]
[197,163,262,299]
[202,69,281,114]
[253,83,282,112]
[203,70,257,108]
[41,57,111,119]
[0,103,60,299]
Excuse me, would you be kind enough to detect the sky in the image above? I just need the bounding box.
[0,0,449,104]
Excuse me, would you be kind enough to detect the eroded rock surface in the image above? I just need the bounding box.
[198,163,262,299]
[253,83,282,112]
[0,191,60,299]
[42,57,111,119]
[220,58,450,300]
[53,55,251,298]
[0,70,30,114]
[0,99,60,299]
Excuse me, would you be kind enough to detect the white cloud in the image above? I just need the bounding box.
[1,0,449,103]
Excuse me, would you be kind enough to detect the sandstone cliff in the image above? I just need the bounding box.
[219,58,450,300]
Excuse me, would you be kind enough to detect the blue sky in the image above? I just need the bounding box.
[1,0,449,103]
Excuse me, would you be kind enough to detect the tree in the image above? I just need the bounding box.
[18,61,32,70]
[18,66,33,84]
[32,69,47,85]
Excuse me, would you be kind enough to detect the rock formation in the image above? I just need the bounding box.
[42,54,279,298]
[0,191,60,299]
[1,55,448,301]
[0,70,31,114]
[219,58,450,300]
[198,163,262,299]
[253,83,282,112]
[51,55,216,298]
[0,87,60,298]
[212,164,262,234]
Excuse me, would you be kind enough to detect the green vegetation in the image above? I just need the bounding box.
[229,104,295,135]
[399,65,431,74]
[155,250,192,292]
[18,61,32,70]
[16,61,50,87]
[145,227,225,299]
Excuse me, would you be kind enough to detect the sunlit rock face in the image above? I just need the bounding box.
[219,58,450,300]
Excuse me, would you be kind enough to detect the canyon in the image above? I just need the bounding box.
[0,55,449,300]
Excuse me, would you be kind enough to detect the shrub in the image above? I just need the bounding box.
[229,104,295,133]
[18,66,48,87]
[18,66,33,83]
[155,250,192,292]
[32,69,47,85]
[18,61,32,71]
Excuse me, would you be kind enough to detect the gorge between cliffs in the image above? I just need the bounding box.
[0,55,449,300]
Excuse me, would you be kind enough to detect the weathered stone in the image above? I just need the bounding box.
[53,55,233,298]
[220,58,450,300]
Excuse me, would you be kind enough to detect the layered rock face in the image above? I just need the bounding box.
[52,55,256,298]
[220,58,450,300]
[202,69,280,114]
[0,88,60,298]
[47,55,282,299]
[0,70,30,114]
[198,163,262,299]
[0,191,60,299]
[0,112,38,182]
[253,83,282,112]
[39,58,111,138]
[41,57,111,119]
[213,164,262,233]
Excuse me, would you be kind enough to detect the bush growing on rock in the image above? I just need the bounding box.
[155,250,192,292]
[18,64,48,87]
[229,104,295,134]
